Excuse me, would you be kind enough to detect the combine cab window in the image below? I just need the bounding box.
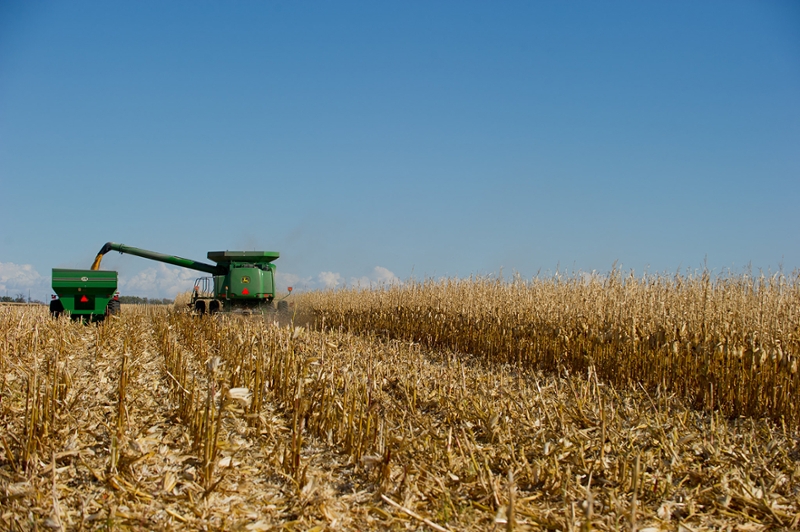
[74,295,95,310]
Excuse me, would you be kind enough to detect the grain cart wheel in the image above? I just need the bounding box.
[106,299,121,317]
[209,300,220,315]
[195,300,206,315]
[49,299,64,318]
[277,300,289,314]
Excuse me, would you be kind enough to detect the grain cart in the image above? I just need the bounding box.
[50,268,120,321]
[90,242,287,314]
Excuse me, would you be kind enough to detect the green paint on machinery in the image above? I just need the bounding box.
[50,268,120,321]
[90,242,286,315]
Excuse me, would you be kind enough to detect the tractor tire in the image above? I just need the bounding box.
[209,300,220,315]
[277,300,289,314]
[195,300,206,315]
[106,299,121,317]
[49,299,64,319]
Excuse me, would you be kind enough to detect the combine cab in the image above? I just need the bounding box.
[50,268,120,321]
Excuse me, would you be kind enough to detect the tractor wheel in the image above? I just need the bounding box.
[49,299,64,319]
[106,299,121,317]
[277,300,289,314]
[209,300,220,315]
[195,300,206,315]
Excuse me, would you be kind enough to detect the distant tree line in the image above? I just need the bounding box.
[0,294,44,304]
[2,294,172,305]
[1,295,27,303]
[118,296,174,305]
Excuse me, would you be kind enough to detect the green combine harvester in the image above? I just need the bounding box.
[51,242,288,320]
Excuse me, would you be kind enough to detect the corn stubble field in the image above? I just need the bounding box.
[1,272,799,530]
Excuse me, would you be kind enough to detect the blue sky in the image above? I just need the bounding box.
[1,1,799,300]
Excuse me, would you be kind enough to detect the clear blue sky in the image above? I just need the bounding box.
[1,1,798,300]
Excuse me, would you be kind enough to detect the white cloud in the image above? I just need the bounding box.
[307,266,402,290]
[0,262,43,288]
[119,263,198,299]
[318,271,343,289]
[275,271,313,292]
[371,266,401,286]
[273,267,403,291]
[348,266,402,288]
[0,262,48,299]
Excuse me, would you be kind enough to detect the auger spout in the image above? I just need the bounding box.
[90,242,225,275]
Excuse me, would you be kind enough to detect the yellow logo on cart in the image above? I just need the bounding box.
[241,276,250,284]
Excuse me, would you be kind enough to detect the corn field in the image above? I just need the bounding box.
[1,273,799,530]
[303,271,800,426]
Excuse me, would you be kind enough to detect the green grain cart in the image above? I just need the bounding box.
[50,268,119,321]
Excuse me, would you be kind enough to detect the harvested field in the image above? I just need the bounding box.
[1,276,799,530]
